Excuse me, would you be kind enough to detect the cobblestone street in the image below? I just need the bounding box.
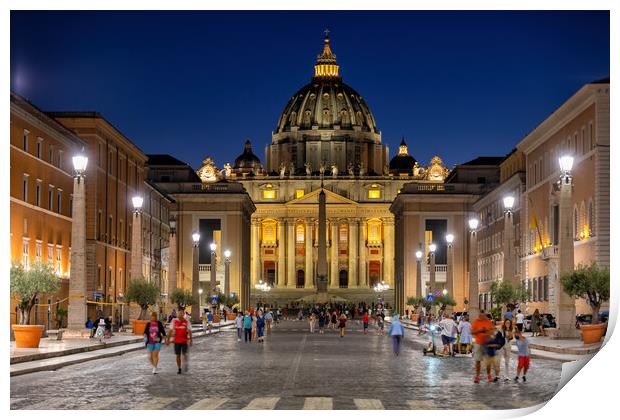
[11,320,562,410]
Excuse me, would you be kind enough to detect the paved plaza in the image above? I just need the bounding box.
[11,320,562,410]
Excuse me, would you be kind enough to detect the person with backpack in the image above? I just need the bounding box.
[483,327,506,382]
[143,311,166,374]
[166,310,192,374]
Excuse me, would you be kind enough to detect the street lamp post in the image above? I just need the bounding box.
[468,218,480,319]
[224,249,232,297]
[191,232,200,322]
[198,288,203,308]
[68,154,88,332]
[428,243,437,297]
[131,195,144,280]
[445,234,454,299]
[555,155,578,337]
[168,217,177,303]
[209,242,217,296]
[503,195,515,286]
[415,249,423,298]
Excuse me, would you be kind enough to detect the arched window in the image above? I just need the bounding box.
[579,201,586,239]
[588,200,595,236]
[296,223,305,245]
[573,207,579,239]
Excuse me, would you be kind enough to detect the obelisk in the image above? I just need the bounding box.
[317,175,328,292]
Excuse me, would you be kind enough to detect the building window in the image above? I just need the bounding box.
[23,129,30,151]
[295,189,305,199]
[48,186,54,211]
[98,266,102,289]
[263,189,276,199]
[589,121,594,150]
[48,245,54,265]
[544,276,549,301]
[35,181,41,206]
[58,150,63,170]
[35,242,42,262]
[573,207,579,239]
[56,246,62,273]
[49,145,54,165]
[296,224,305,244]
[368,189,381,199]
[57,191,62,214]
[36,138,42,158]
[22,239,30,268]
[22,174,29,202]
[588,200,595,236]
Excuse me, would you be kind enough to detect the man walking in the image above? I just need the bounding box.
[471,310,495,383]
[166,310,192,374]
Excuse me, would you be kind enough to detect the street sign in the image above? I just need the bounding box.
[93,293,103,298]
[210,295,218,304]
[426,294,434,302]
[434,290,441,297]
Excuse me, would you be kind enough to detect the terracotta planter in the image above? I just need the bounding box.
[131,319,149,336]
[214,315,221,323]
[12,325,44,348]
[411,314,419,323]
[581,323,606,344]
[227,313,235,321]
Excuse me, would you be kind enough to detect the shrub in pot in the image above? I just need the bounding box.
[10,262,60,348]
[561,263,610,344]
[125,277,160,335]
[170,288,197,312]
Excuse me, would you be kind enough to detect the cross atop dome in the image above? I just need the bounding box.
[314,30,339,79]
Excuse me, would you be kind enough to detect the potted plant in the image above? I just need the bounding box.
[225,295,239,320]
[10,262,60,348]
[433,295,456,314]
[125,277,160,336]
[406,296,426,322]
[489,280,529,324]
[170,288,197,312]
[561,263,610,344]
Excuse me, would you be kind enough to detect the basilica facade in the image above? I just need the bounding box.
[192,34,464,306]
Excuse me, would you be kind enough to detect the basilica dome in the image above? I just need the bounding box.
[233,140,262,175]
[266,33,387,177]
[389,138,417,175]
[276,78,378,133]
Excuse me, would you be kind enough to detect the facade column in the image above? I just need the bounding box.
[556,171,578,337]
[383,219,394,285]
[358,219,367,287]
[348,219,358,288]
[468,224,480,319]
[68,173,87,331]
[131,209,143,280]
[286,218,295,287]
[304,219,314,288]
[168,221,177,299]
[330,219,339,288]
[446,242,454,298]
[429,249,436,295]
[503,210,515,285]
[416,247,423,298]
[191,238,200,322]
[251,219,260,286]
[277,219,286,288]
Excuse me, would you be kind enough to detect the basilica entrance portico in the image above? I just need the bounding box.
[249,187,396,304]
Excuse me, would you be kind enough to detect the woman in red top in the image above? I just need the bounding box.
[166,311,192,374]
[362,312,369,334]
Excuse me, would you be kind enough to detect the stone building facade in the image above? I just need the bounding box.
[515,78,610,317]
[9,93,85,326]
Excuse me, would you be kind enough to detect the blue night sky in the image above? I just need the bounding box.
[10,11,609,170]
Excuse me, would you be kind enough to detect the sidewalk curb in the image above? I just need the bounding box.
[10,323,234,377]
